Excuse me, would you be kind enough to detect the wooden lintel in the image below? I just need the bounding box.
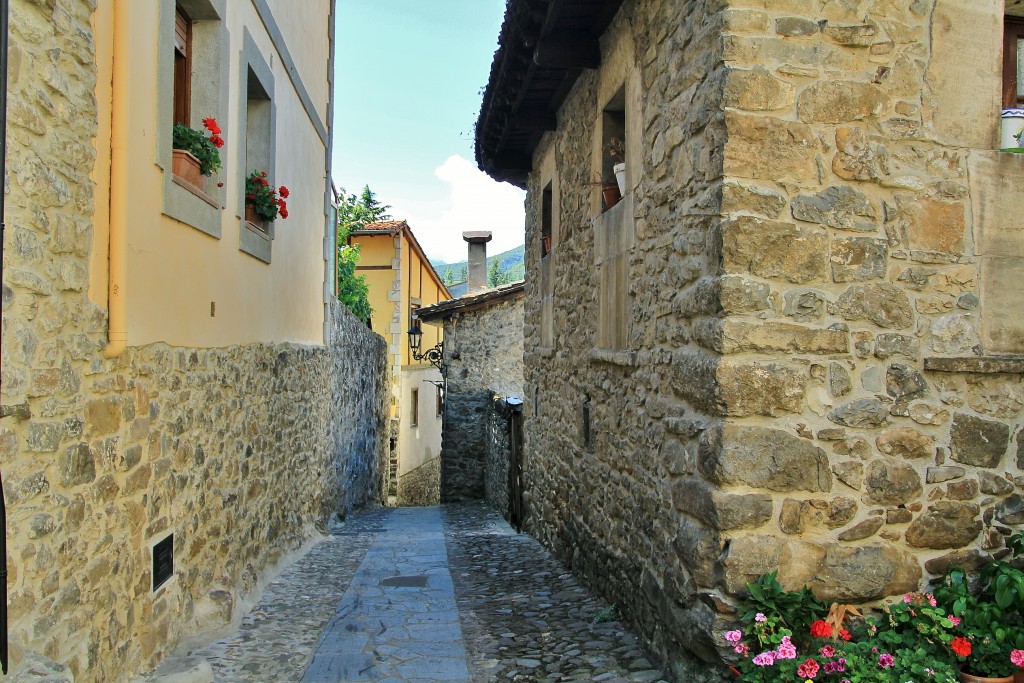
[533,36,600,69]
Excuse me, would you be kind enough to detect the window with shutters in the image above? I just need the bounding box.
[158,0,227,238]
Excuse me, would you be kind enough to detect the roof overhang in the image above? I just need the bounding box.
[416,281,525,324]
[475,0,626,188]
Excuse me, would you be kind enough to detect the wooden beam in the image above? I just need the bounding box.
[511,107,557,131]
[533,35,600,69]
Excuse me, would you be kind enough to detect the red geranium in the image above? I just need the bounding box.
[279,186,289,198]
[951,636,972,657]
[210,134,224,149]
[202,117,222,135]
[810,620,833,639]
[245,170,290,221]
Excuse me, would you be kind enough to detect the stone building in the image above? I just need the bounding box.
[416,233,525,510]
[476,0,1024,678]
[349,220,451,505]
[1,1,388,680]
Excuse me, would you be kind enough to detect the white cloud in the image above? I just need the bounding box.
[393,155,526,264]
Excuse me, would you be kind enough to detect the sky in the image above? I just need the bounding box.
[331,0,526,265]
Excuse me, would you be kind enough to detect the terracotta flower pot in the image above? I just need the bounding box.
[244,204,265,229]
[959,671,1014,683]
[602,183,621,210]
[171,149,205,190]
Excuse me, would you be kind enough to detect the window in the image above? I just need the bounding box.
[599,87,626,213]
[159,0,227,238]
[1004,16,1024,108]
[540,183,553,258]
[436,385,444,419]
[173,8,192,126]
[411,388,419,427]
[237,30,276,262]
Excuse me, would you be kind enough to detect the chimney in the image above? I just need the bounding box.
[463,231,492,292]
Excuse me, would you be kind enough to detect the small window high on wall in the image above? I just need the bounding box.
[540,183,553,258]
[600,87,626,212]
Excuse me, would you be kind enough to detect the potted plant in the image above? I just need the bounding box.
[244,170,289,228]
[1003,110,1024,152]
[606,136,626,195]
[172,117,224,190]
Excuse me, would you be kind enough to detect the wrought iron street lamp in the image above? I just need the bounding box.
[408,324,445,373]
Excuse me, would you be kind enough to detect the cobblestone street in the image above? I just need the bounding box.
[149,504,673,683]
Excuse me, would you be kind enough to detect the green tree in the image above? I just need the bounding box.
[335,184,391,325]
[337,184,392,232]
[487,256,508,288]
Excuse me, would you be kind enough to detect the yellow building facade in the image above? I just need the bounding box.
[90,0,336,348]
[1,1,391,680]
[351,222,450,504]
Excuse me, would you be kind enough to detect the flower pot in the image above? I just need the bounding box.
[1001,109,1024,150]
[613,162,626,196]
[172,149,205,190]
[541,234,552,255]
[244,204,266,231]
[602,183,621,210]
[959,671,1014,683]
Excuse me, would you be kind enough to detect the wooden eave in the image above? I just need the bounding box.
[475,0,626,188]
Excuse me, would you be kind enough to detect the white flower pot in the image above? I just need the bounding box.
[613,162,626,196]
[1001,109,1024,150]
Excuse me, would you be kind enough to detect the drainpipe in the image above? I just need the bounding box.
[0,0,9,672]
[103,0,129,358]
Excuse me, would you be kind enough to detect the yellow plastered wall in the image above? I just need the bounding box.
[90,0,331,348]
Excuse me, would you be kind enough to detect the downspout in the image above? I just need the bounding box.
[104,0,129,358]
[0,0,9,672]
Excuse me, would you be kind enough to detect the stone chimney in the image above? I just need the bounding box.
[463,231,492,292]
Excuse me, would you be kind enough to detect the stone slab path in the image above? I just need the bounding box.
[144,504,671,683]
[301,506,470,682]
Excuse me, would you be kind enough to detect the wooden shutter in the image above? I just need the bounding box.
[173,7,192,126]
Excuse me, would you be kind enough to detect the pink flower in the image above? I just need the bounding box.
[752,651,776,667]
[878,653,895,669]
[777,637,797,660]
[724,630,742,643]
[820,646,836,658]
[1011,649,1024,668]
[797,658,820,679]
[948,615,961,626]
[928,594,937,607]
[755,613,766,622]
[734,643,749,656]
[903,594,912,603]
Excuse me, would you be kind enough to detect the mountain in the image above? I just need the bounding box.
[432,244,525,286]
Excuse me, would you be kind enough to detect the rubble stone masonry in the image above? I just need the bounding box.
[1,1,389,680]
[521,0,1024,679]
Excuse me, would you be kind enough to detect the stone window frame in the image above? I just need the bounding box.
[157,0,229,239]
[237,29,277,264]
[1006,14,1024,108]
[538,148,559,354]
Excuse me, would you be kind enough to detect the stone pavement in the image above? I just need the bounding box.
[143,504,672,682]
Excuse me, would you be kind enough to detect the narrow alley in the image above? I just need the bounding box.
[145,504,671,683]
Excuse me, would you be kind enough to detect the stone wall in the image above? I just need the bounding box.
[485,394,513,519]
[396,455,440,506]
[439,295,524,503]
[1,1,389,680]
[518,0,1024,679]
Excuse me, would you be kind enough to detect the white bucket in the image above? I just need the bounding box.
[613,162,626,196]
[1002,109,1024,149]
